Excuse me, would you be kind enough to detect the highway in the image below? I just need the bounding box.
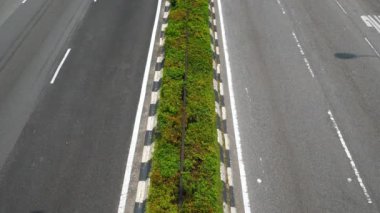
[0,0,157,212]
[218,0,380,212]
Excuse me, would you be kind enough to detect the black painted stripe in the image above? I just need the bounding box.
[144,130,154,146]
[139,160,152,181]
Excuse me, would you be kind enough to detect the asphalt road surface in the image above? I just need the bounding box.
[0,0,157,212]
[219,0,380,212]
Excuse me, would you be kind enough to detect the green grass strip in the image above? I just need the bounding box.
[147,0,222,211]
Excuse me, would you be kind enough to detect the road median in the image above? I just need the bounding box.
[147,0,222,211]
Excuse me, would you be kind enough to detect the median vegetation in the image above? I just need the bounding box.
[147,0,222,211]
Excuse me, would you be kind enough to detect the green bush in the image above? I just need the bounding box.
[147,0,222,211]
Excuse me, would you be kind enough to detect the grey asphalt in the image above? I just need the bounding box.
[0,0,157,212]
[219,0,380,212]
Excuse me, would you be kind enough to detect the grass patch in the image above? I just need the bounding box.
[147,0,222,211]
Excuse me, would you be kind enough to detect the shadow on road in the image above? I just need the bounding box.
[335,52,378,59]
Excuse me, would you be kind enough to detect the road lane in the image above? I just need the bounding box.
[0,0,21,27]
[217,0,380,211]
[0,0,90,172]
[0,0,157,212]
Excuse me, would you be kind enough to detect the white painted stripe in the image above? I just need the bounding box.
[292,31,305,55]
[227,167,234,186]
[216,63,221,74]
[162,23,168,31]
[160,37,165,46]
[217,129,223,146]
[142,145,153,163]
[328,110,373,204]
[135,181,147,203]
[231,207,237,213]
[335,0,347,15]
[135,179,150,203]
[215,31,219,40]
[276,0,286,15]
[117,0,162,210]
[165,1,170,7]
[292,31,315,78]
[215,101,220,112]
[217,0,252,211]
[224,134,230,150]
[361,16,373,27]
[219,82,224,96]
[368,16,380,33]
[22,0,28,3]
[220,162,226,182]
[221,106,227,120]
[303,57,315,78]
[157,55,164,64]
[163,11,169,19]
[365,37,380,57]
[154,70,162,82]
[50,48,71,84]
[147,116,157,131]
[211,43,215,52]
[223,202,229,213]
[151,91,160,104]
[213,79,219,91]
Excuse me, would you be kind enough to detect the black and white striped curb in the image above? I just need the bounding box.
[133,2,170,212]
[209,0,236,212]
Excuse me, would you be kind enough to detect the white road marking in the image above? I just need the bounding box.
[117,0,162,210]
[141,145,153,163]
[368,16,380,33]
[50,48,71,84]
[216,0,252,211]
[292,32,315,78]
[362,15,380,33]
[328,110,373,204]
[276,0,286,15]
[361,16,373,27]
[364,37,380,57]
[22,0,28,4]
[335,0,347,15]
[257,178,262,184]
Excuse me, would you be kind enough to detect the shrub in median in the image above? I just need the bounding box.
[147,0,222,211]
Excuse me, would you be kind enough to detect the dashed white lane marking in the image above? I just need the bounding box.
[22,0,28,4]
[257,178,262,184]
[335,0,347,15]
[276,0,286,15]
[292,31,315,78]
[364,37,380,57]
[328,110,373,204]
[117,0,162,210]
[217,0,252,211]
[50,48,71,84]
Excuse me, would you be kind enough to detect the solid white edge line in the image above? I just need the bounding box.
[216,0,252,212]
[327,110,373,204]
[50,48,71,84]
[117,0,162,211]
